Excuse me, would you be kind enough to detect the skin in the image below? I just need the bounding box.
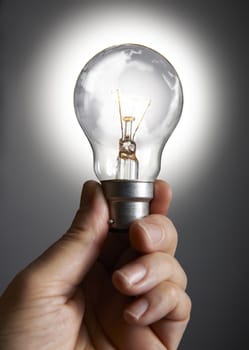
[0,180,191,350]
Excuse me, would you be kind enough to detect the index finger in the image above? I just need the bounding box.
[129,214,178,256]
[150,179,172,215]
[129,179,177,255]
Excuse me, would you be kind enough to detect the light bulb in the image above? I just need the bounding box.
[74,44,183,229]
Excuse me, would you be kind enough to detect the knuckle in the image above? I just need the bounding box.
[182,293,192,321]
[182,271,188,290]
[167,284,192,321]
[174,259,188,289]
[167,282,180,300]
[164,217,178,243]
[170,257,188,289]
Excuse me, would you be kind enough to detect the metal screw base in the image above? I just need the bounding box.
[101,180,154,230]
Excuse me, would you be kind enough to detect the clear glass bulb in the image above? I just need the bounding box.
[74,44,183,229]
[74,44,183,182]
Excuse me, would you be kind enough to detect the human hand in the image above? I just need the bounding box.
[0,180,191,350]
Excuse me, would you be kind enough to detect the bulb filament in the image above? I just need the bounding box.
[116,90,151,180]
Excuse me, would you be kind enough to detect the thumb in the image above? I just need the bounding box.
[26,181,109,294]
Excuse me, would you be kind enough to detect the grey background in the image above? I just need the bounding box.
[1,0,248,349]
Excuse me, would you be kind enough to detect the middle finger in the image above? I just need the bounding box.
[112,252,187,296]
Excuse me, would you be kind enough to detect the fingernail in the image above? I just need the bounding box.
[114,264,147,285]
[139,222,164,244]
[125,298,149,320]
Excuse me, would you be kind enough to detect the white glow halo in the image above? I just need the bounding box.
[26,3,227,193]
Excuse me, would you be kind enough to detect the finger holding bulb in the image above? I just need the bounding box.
[112,213,191,347]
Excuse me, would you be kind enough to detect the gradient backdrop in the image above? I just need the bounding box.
[1,0,248,349]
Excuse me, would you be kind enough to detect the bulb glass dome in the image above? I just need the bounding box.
[74,44,183,181]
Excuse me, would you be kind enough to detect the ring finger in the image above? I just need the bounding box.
[123,280,191,327]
